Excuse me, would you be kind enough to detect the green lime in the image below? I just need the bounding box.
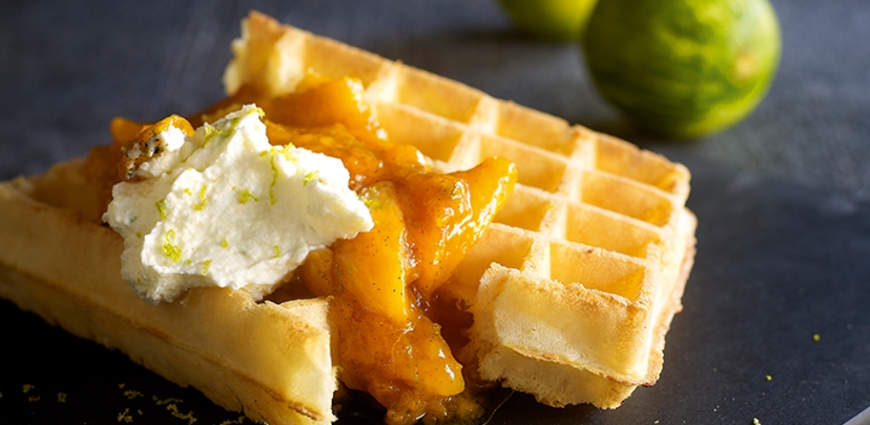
[583,0,781,139]
[498,0,599,41]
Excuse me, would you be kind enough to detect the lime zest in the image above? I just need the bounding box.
[269,148,279,204]
[362,197,384,210]
[193,184,208,211]
[155,199,167,220]
[202,124,220,146]
[238,188,259,204]
[303,171,319,186]
[162,230,182,263]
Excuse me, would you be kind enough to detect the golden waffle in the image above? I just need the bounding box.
[227,12,697,409]
[0,11,696,424]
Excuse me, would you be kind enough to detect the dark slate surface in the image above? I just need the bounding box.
[1,1,869,424]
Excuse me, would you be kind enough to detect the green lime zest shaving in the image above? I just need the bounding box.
[155,199,167,220]
[303,171,319,186]
[193,184,208,211]
[269,149,279,204]
[162,230,182,263]
[238,188,259,204]
[202,124,220,146]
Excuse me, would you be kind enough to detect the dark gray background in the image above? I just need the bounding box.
[1,1,868,424]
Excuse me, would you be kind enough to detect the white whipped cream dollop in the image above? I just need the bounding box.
[103,105,373,304]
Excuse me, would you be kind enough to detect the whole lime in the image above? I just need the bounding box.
[498,0,599,41]
[583,0,781,139]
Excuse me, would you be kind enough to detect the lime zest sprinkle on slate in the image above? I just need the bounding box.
[813,334,821,341]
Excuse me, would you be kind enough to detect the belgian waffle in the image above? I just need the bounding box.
[0,11,696,425]
[227,11,697,409]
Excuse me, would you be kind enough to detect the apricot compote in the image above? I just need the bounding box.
[88,77,517,425]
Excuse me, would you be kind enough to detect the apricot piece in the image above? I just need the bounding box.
[331,183,411,323]
[398,157,518,298]
[265,77,384,141]
[297,248,335,297]
[391,316,465,397]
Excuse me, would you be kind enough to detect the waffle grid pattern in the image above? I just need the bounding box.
[236,13,694,408]
[273,23,690,290]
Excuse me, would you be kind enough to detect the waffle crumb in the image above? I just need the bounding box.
[124,390,145,400]
[165,403,197,425]
[118,407,134,423]
[153,396,184,406]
